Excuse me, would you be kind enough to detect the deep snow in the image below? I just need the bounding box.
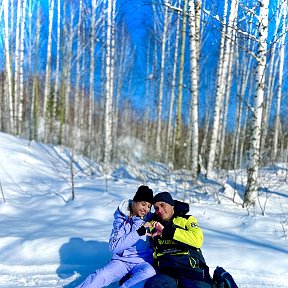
[0,132,287,287]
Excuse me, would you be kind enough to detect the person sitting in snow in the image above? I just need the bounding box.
[76,185,155,288]
[145,192,212,288]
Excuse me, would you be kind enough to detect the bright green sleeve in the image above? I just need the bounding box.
[173,216,204,248]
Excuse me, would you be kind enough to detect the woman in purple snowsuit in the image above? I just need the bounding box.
[76,186,156,288]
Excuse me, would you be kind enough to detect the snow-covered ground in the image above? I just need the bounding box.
[0,132,287,287]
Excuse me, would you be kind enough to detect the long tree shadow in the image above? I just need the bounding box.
[204,227,288,254]
[57,237,113,288]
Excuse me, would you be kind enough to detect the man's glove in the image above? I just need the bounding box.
[162,221,176,239]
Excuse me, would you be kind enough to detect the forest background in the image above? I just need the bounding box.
[0,0,287,207]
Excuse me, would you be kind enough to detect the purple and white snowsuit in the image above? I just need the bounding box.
[76,199,155,288]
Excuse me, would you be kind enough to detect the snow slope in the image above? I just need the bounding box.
[0,132,287,287]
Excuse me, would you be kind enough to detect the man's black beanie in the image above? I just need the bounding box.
[133,185,153,204]
[153,191,174,206]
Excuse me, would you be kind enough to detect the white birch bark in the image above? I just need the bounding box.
[272,0,287,160]
[25,0,33,141]
[187,0,199,179]
[232,50,252,169]
[32,3,41,141]
[104,0,113,173]
[14,0,21,133]
[27,0,32,140]
[74,0,83,139]
[156,4,169,160]
[64,10,74,145]
[194,0,201,62]
[88,0,96,150]
[3,0,14,132]
[144,37,152,151]
[18,0,26,134]
[260,8,281,156]
[244,0,269,207]
[59,2,67,145]
[109,0,116,160]
[166,0,181,164]
[206,0,228,177]
[218,2,238,167]
[52,0,61,135]
[80,27,86,139]
[43,0,54,137]
[175,0,188,168]
[238,82,253,169]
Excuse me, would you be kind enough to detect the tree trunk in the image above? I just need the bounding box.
[260,7,282,159]
[51,0,61,142]
[174,0,188,169]
[32,4,41,141]
[18,0,26,135]
[88,0,96,156]
[244,0,269,207]
[104,0,113,173]
[156,4,169,161]
[64,9,74,146]
[166,1,181,165]
[3,0,14,133]
[218,2,238,168]
[231,47,252,169]
[272,0,287,161]
[206,0,228,177]
[14,0,22,134]
[43,0,55,140]
[187,0,200,179]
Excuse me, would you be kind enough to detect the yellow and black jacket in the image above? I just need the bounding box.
[151,200,209,282]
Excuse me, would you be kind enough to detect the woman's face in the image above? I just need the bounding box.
[132,201,151,218]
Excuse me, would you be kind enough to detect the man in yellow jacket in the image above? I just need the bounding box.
[145,192,212,288]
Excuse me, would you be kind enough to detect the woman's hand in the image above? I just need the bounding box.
[137,222,153,236]
[151,221,164,237]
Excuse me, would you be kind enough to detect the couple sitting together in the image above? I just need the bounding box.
[76,185,212,288]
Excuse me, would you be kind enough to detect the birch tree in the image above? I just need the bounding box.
[272,0,287,161]
[88,0,97,155]
[31,3,41,141]
[26,0,33,139]
[3,0,14,133]
[260,7,282,159]
[218,1,238,168]
[206,0,237,177]
[231,45,252,169]
[64,7,74,145]
[14,0,21,134]
[104,0,114,173]
[244,0,269,207]
[166,0,181,164]
[74,0,83,142]
[187,0,200,179]
[18,0,26,135]
[156,3,169,160]
[51,0,61,140]
[43,0,55,140]
[109,0,116,161]
[174,0,188,168]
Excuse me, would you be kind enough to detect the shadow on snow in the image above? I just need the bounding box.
[57,237,118,288]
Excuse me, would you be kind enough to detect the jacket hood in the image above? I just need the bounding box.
[174,199,189,216]
[114,199,132,220]
[118,199,132,216]
[114,199,152,222]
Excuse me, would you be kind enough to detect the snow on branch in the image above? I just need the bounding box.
[239,2,260,21]
[202,8,259,44]
[163,2,183,14]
